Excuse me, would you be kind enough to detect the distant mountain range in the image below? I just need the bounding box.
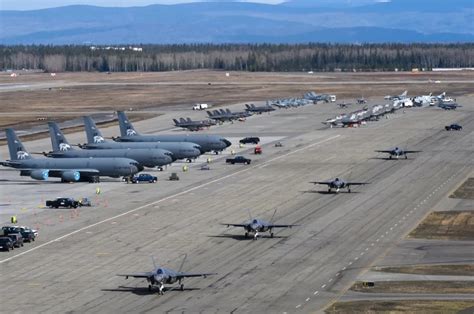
[1,0,473,44]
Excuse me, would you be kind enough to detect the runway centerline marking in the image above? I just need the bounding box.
[0,135,340,264]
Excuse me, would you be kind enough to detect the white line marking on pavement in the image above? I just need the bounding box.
[321,284,326,289]
[306,298,310,302]
[296,304,301,309]
[0,135,342,264]
[314,291,319,295]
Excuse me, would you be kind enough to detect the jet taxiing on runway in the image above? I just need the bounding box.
[222,210,298,240]
[46,122,175,168]
[311,178,369,193]
[375,147,422,159]
[172,118,216,131]
[116,111,232,154]
[81,116,201,161]
[0,128,140,182]
[117,255,216,295]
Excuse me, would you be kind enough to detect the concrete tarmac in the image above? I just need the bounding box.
[0,97,472,312]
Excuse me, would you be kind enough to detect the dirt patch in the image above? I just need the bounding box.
[375,264,474,276]
[451,178,474,200]
[408,211,474,240]
[350,281,474,294]
[325,300,474,314]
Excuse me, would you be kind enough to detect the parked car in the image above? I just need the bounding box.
[131,173,158,183]
[169,173,180,181]
[445,124,462,131]
[7,233,24,248]
[46,197,80,208]
[239,137,260,144]
[254,146,262,154]
[226,156,252,165]
[2,226,35,242]
[0,237,14,251]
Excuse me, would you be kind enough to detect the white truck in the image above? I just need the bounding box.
[192,103,209,110]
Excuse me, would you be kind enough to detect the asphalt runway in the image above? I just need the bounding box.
[0,97,472,312]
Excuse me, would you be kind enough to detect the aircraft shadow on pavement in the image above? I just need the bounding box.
[209,234,288,241]
[102,286,199,295]
[370,157,411,161]
[300,190,360,195]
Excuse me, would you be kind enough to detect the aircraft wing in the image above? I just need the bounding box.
[309,181,331,185]
[177,272,217,279]
[268,224,299,228]
[117,272,153,279]
[346,182,369,186]
[404,150,422,153]
[221,223,248,228]
[45,169,100,176]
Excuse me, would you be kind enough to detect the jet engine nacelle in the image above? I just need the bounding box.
[30,169,49,180]
[61,170,81,182]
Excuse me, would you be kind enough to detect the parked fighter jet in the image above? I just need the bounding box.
[375,147,422,159]
[172,118,216,131]
[310,178,369,193]
[438,101,461,110]
[46,122,174,168]
[412,93,434,106]
[304,92,336,103]
[117,255,216,295]
[221,210,298,240]
[244,103,275,114]
[0,128,140,182]
[81,116,201,161]
[116,111,232,154]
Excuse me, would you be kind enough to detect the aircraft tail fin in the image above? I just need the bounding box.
[245,104,251,109]
[186,118,192,122]
[117,111,139,137]
[226,109,232,114]
[206,111,213,117]
[83,116,106,144]
[5,128,32,160]
[178,254,187,273]
[401,90,407,97]
[48,122,73,152]
[173,119,180,125]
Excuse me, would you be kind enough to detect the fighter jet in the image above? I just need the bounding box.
[81,116,201,161]
[172,118,216,131]
[438,101,461,110]
[117,255,216,295]
[0,128,140,182]
[375,147,422,159]
[244,103,276,114]
[46,122,175,168]
[412,93,434,107]
[310,177,369,193]
[116,111,232,154]
[221,210,298,240]
[304,92,336,103]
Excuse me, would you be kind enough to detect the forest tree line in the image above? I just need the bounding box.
[1,44,473,72]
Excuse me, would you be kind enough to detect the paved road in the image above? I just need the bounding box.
[0,97,472,312]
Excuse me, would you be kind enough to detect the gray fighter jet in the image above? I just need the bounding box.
[311,178,369,193]
[117,255,216,295]
[375,147,422,159]
[244,103,275,114]
[438,101,461,110]
[172,118,216,131]
[116,111,232,154]
[0,128,140,182]
[81,116,201,161]
[222,210,298,240]
[46,122,175,168]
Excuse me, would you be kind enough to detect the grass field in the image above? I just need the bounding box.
[408,211,474,240]
[350,281,474,294]
[451,178,474,200]
[375,264,474,276]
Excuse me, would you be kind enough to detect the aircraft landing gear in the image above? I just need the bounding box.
[328,188,331,193]
[244,232,248,238]
[148,285,152,292]
[270,232,274,238]
[405,155,408,159]
[180,283,184,291]
[158,283,165,295]
[348,188,351,193]
[187,158,193,163]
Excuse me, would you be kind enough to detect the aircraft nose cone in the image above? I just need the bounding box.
[222,139,232,148]
[192,148,201,157]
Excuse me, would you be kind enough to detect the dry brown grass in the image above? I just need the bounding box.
[350,281,474,294]
[451,178,474,200]
[325,300,474,314]
[408,211,474,240]
[375,264,474,276]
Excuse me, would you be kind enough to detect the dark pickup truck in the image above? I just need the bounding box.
[46,197,80,208]
[2,226,35,242]
[226,156,251,165]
